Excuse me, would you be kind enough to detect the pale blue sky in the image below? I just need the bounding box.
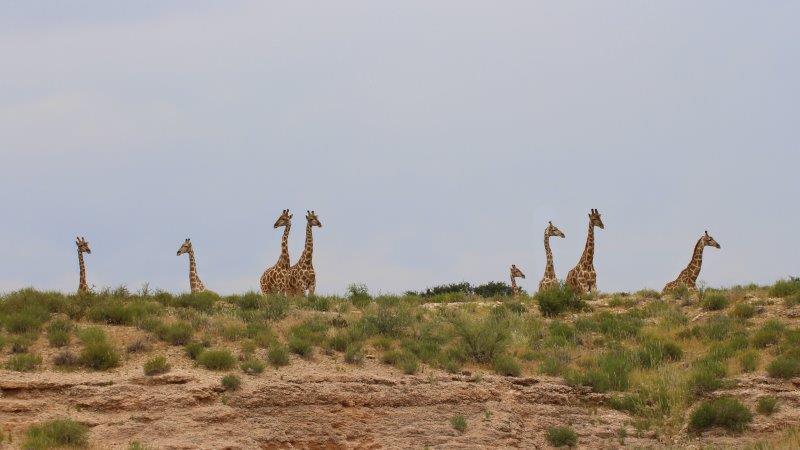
[1,1,798,295]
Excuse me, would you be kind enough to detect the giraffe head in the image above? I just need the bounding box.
[589,209,604,229]
[306,210,322,228]
[76,236,91,254]
[510,264,526,279]
[274,209,293,229]
[546,221,565,238]
[702,230,721,249]
[176,238,193,256]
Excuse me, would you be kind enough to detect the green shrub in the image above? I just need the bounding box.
[701,293,729,311]
[689,397,752,432]
[450,414,467,433]
[786,292,800,307]
[473,281,513,297]
[757,396,778,415]
[752,320,785,348]
[546,321,578,347]
[46,319,73,347]
[690,358,727,396]
[219,320,246,341]
[593,311,642,340]
[769,278,800,298]
[80,341,120,370]
[546,426,578,447]
[362,304,411,337]
[221,374,241,391]
[172,292,218,312]
[304,295,331,311]
[767,354,800,379]
[268,344,290,367]
[22,418,89,450]
[739,350,759,373]
[76,326,107,345]
[450,313,508,363]
[637,337,683,368]
[608,394,643,415]
[575,349,634,392]
[10,335,33,353]
[492,354,521,376]
[382,349,419,374]
[128,441,154,450]
[344,343,364,365]
[263,295,291,321]
[184,342,206,360]
[288,334,313,357]
[87,300,135,325]
[143,355,170,376]
[4,311,47,334]
[536,283,584,317]
[347,283,372,308]
[327,330,350,352]
[197,349,235,370]
[730,303,756,319]
[156,321,194,345]
[439,347,466,374]
[5,353,42,372]
[420,282,471,297]
[240,358,266,375]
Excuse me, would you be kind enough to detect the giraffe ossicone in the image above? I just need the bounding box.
[260,209,294,295]
[177,238,207,293]
[539,221,565,292]
[566,209,604,294]
[663,230,721,295]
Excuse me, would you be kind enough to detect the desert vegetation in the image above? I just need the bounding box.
[1,279,800,447]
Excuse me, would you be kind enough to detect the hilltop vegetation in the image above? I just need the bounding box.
[1,278,800,447]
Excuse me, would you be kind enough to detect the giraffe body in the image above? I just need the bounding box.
[566,209,604,295]
[538,221,565,292]
[177,239,207,293]
[290,211,322,296]
[76,237,91,294]
[663,231,721,294]
[510,264,525,297]
[260,209,294,295]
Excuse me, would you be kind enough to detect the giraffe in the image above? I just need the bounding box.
[663,231,721,295]
[289,210,322,296]
[510,264,526,297]
[539,221,566,292]
[176,238,207,293]
[260,209,293,295]
[565,209,604,294]
[75,236,92,294]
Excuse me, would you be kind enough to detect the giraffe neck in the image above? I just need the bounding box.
[682,238,705,283]
[187,249,202,291]
[296,222,314,267]
[544,232,556,279]
[510,274,517,289]
[78,249,88,292]
[278,224,291,267]
[579,221,595,266]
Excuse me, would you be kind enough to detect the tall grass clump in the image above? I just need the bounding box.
[572,349,634,392]
[347,283,371,308]
[637,336,683,368]
[492,353,521,376]
[757,396,779,415]
[381,349,419,374]
[143,355,170,376]
[767,354,800,379]
[450,414,467,433]
[751,320,785,348]
[5,353,42,372]
[701,293,730,311]
[77,327,120,370]
[197,349,235,370]
[22,419,89,450]
[268,344,290,367]
[450,313,508,363]
[535,283,585,317]
[546,426,578,447]
[769,278,800,298]
[155,321,194,345]
[689,397,752,433]
[221,374,241,391]
[46,318,73,347]
[689,357,727,396]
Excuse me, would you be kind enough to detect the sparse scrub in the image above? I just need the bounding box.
[689,397,752,433]
[730,302,756,319]
[268,344,290,367]
[344,343,364,365]
[156,321,194,345]
[757,396,778,415]
[739,350,759,373]
[347,283,371,308]
[767,354,800,379]
[450,414,467,433]
[751,320,785,348]
[143,355,170,376]
[46,318,72,347]
[637,336,683,368]
[701,293,729,311]
[22,418,89,450]
[690,358,727,396]
[197,348,236,370]
[382,349,419,374]
[126,339,151,354]
[5,353,42,372]
[546,426,578,447]
[572,349,634,392]
[536,283,585,317]
[492,353,521,376]
[53,350,79,368]
[221,374,241,391]
[77,328,120,370]
[769,278,800,298]
[240,358,266,375]
[184,341,206,360]
[450,313,509,363]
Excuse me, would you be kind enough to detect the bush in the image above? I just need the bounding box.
[268,344,290,367]
[637,337,683,368]
[288,334,313,357]
[304,295,331,311]
[382,349,419,374]
[76,326,107,345]
[46,319,73,347]
[690,358,727,395]
[730,303,756,319]
[156,321,194,346]
[473,281,513,297]
[757,396,778,415]
[126,339,151,354]
[22,419,89,450]
[767,354,800,379]
[536,283,584,317]
[608,394,643,415]
[240,358,266,375]
[5,353,42,372]
[172,292,218,312]
[594,311,642,340]
[689,397,752,432]
[142,355,170,376]
[752,320,785,348]
[450,414,467,433]
[221,374,241,391]
[184,342,206,360]
[261,295,290,321]
[574,349,634,392]
[347,283,372,308]
[197,349,235,370]
[344,343,364,365]
[492,354,521,376]
[546,426,578,447]
[420,282,471,298]
[10,335,33,353]
[702,293,730,311]
[80,341,120,370]
[53,350,79,368]
[450,313,509,363]
[739,350,759,373]
[769,278,800,298]
[87,299,135,325]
